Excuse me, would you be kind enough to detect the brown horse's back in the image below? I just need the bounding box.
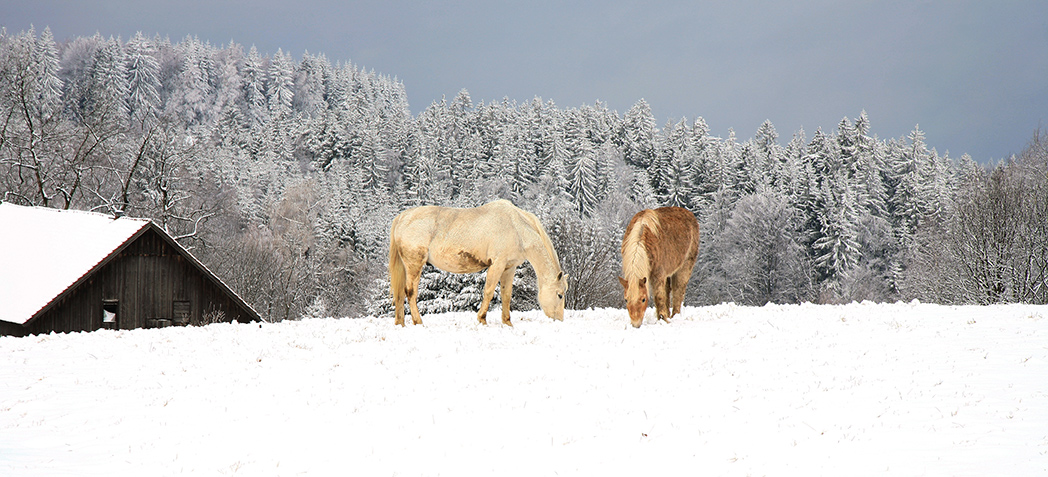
[651,207,699,275]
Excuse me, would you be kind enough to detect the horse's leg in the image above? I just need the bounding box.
[498,267,516,326]
[671,249,699,318]
[403,250,427,325]
[407,277,424,325]
[666,275,677,320]
[476,262,505,325]
[391,243,407,326]
[669,267,692,317]
[652,273,672,322]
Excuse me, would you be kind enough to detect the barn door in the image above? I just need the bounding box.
[173,301,191,326]
[102,300,119,330]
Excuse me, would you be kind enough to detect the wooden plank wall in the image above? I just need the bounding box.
[0,320,24,337]
[19,229,256,336]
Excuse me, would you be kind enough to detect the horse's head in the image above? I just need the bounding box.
[618,276,648,328]
[538,270,568,321]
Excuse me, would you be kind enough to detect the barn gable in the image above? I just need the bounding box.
[0,203,259,336]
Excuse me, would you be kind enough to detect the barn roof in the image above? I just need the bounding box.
[0,203,151,325]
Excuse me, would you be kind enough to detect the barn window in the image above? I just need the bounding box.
[173,301,191,326]
[102,300,118,329]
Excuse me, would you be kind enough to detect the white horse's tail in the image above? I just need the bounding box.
[389,225,406,310]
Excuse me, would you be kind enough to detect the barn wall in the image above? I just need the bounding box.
[21,228,256,336]
[0,320,25,337]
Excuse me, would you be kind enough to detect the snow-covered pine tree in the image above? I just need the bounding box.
[623,99,657,169]
[563,108,600,217]
[170,36,214,126]
[266,48,294,120]
[33,27,63,118]
[124,32,161,126]
[798,128,832,238]
[812,174,863,291]
[778,127,807,202]
[853,111,889,217]
[86,36,129,123]
[496,109,537,201]
[211,41,244,131]
[754,120,780,167]
[470,100,502,185]
[293,51,331,117]
[890,125,934,236]
[687,117,720,212]
[717,128,744,200]
[523,97,558,181]
[657,118,694,208]
[241,45,268,127]
[58,33,103,121]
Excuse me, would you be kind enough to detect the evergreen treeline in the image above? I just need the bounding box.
[2,29,1045,320]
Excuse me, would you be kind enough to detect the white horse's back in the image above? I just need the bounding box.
[392,200,526,274]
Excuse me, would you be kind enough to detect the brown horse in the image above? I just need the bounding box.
[618,207,700,328]
[389,199,568,326]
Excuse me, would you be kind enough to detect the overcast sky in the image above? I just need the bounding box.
[3,0,1046,162]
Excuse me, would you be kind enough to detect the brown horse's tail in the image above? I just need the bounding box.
[389,225,406,310]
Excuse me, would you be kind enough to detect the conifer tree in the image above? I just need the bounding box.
[891,126,934,235]
[87,36,129,122]
[241,45,268,127]
[293,51,331,117]
[623,99,657,169]
[124,32,160,126]
[33,27,63,117]
[211,41,244,129]
[266,48,294,119]
[853,111,888,217]
[812,173,863,287]
[563,109,599,216]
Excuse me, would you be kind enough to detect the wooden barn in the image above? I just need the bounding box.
[0,203,259,337]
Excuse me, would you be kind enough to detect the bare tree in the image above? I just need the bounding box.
[904,129,1048,304]
[700,189,813,305]
[546,212,624,310]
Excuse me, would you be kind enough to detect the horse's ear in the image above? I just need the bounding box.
[557,271,563,281]
[618,276,628,289]
[639,277,647,287]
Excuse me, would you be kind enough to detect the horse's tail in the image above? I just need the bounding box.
[389,222,406,309]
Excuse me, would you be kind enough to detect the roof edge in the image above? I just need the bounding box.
[15,219,151,327]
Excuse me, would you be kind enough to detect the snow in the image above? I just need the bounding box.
[1,302,1046,476]
[0,203,150,325]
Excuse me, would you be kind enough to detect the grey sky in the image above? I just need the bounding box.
[3,0,1046,162]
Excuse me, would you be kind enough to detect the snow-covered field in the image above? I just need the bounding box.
[1,302,1046,476]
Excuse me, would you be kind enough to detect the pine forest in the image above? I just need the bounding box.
[2,29,1046,321]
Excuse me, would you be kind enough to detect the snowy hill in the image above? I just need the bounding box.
[1,303,1046,476]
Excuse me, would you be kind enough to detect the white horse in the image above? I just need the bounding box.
[388,199,568,326]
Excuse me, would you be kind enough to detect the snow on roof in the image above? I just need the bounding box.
[0,203,150,325]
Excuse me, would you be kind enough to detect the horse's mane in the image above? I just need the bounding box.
[518,207,562,276]
[622,210,660,280]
